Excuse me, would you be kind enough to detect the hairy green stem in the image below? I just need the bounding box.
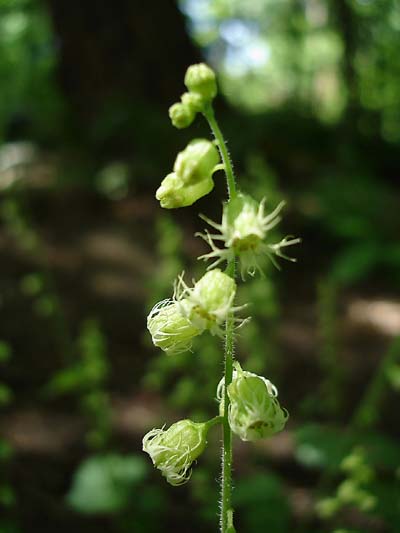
[204,104,237,532]
[222,287,235,532]
[203,105,237,201]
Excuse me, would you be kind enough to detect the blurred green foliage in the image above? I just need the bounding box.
[47,319,112,449]
[67,454,148,513]
[181,0,400,139]
[0,0,64,142]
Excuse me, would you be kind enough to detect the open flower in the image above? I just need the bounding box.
[217,362,288,441]
[198,193,301,278]
[174,269,244,336]
[147,299,202,355]
[142,419,209,486]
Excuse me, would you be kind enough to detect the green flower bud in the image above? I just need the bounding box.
[142,419,209,486]
[147,299,201,355]
[198,193,301,278]
[217,362,288,441]
[169,102,195,129]
[156,172,214,209]
[184,63,217,102]
[174,139,220,185]
[181,91,204,113]
[174,269,242,335]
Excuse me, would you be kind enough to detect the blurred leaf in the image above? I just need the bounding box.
[295,424,354,470]
[0,440,13,461]
[67,454,148,514]
[0,341,11,363]
[0,384,13,406]
[386,364,400,390]
[20,273,44,296]
[233,473,290,532]
[330,243,379,286]
[295,424,400,471]
[371,478,400,527]
[0,484,16,507]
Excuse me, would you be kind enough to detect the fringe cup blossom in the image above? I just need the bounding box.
[174,269,245,336]
[142,419,209,486]
[217,362,288,441]
[198,193,301,278]
[147,299,201,355]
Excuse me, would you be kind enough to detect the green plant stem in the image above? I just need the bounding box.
[222,285,235,532]
[203,105,237,201]
[204,104,237,532]
[205,415,224,431]
[352,335,400,430]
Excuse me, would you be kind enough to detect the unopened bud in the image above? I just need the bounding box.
[184,63,217,102]
[174,139,220,185]
[181,91,204,113]
[169,102,195,129]
[156,172,214,209]
[142,419,209,485]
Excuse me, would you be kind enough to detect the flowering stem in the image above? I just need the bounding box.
[203,105,237,201]
[221,283,235,532]
[203,104,237,532]
[205,415,224,431]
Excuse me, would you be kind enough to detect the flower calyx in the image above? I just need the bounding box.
[217,362,288,441]
[142,419,210,486]
[147,299,202,355]
[174,269,244,336]
[198,193,301,278]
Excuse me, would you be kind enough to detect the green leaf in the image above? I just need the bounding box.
[66,454,148,514]
[233,473,290,532]
[295,424,400,471]
[330,243,379,286]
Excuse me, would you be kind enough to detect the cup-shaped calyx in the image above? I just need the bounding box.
[175,269,243,336]
[147,269,242,355]
[156,139,221,209]
[147,299,202,355]
[142,419,209,486]
[198,193,301,278]
[217,362,288,441]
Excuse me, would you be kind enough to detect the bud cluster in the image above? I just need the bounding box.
[169,63,217,129]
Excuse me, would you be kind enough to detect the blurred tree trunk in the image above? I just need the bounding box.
[330,0,360,135]
[44,0,200,156]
